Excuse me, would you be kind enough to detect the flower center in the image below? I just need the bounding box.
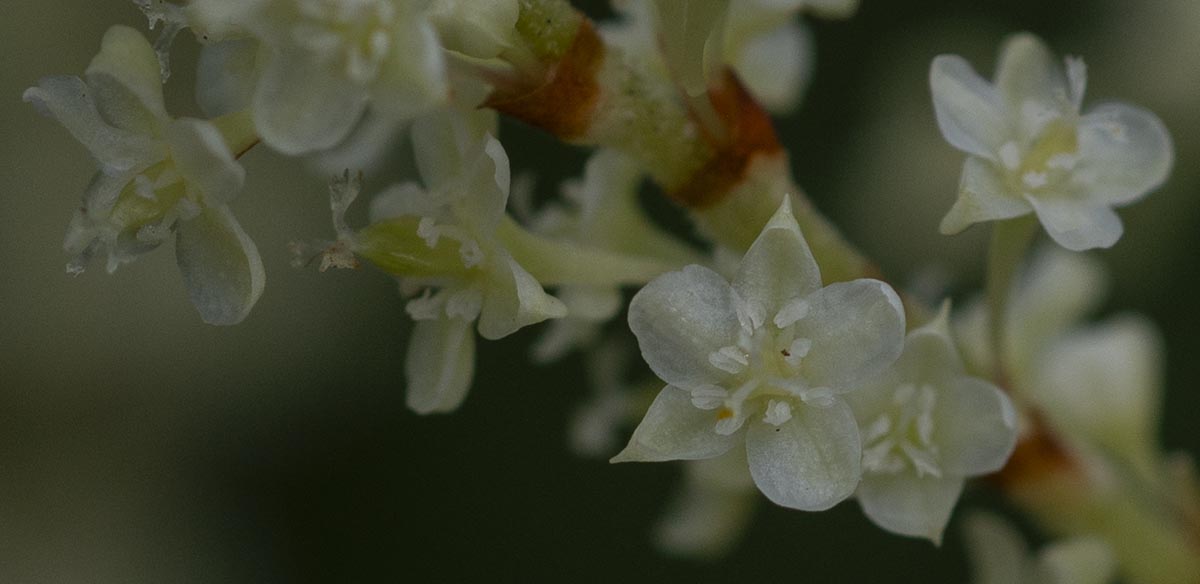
[999,116,1079,195]
[292,0,398,83]
[861,383,942,478]
[695,294,830,435]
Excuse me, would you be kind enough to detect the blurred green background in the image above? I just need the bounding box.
[1,0,1196,582]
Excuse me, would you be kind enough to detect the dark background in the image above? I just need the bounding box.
[2,0,1196,581]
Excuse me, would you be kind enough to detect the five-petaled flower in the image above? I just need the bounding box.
[24,25,264,325]
[931,33,1173,251]
[612,198,906,511]
[847,307,1016,543]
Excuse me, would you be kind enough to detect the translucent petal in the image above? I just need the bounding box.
[1075,104,1174,206]
[1008,247,1107,372]
[476,254,566,340]
[23,76,162,171]
[411,108,499,192]
[174,205,265,325]
[893,322,965,385]
[1034,315,1162,467]
[628,265,741,390]
[251,49,368,155]
[165,118,245,203]
[1035,538,1117,584]
[995,34,1072,125]
[611,385,737,462]
[794,279,906,391]
[85,25,168,134]
[196,39,258,118]
[934,377,1017,476]
[857,472,964,544]
[185,0,262,42]
[941,156,1032,235]
[653,0,730,97]
[746,398,861,511]
[733,198,822,312]
[405,317,476,414]
[930,55,1010,160]
[1026,194,1123,251]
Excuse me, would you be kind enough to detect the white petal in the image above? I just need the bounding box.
[371,17,448,120]
[964,512,1034,584]
[934,377,1017,476]
[174,205,265,325]
[893,323,965,385]
[476,254,566,340]
[611,386,738,462]
[404,317,476,414]
[628,265,741,390]
[941,157,1032,235]
[857,473,964,544]
[84,25,169,134]
[795,280,906,391]
[1076,104,1174,206]
[23,76,162,171]
[166,118,245,203]
[1035,537,1117,584]
[1034,315,1162,467]
[196,39,258,118]
[745,398,861,511]
[995,34,1072,122]
[654,451,756,558]
[411,108,499,192]
[251,48,368,155]
[1026,194,1123,251]
[427,0,519,60]
[930,55,1010,160]
[733,198,823,312]
[730,21,812,114]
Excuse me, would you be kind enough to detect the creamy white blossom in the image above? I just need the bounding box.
[847,307,1016,543]
[932,33,1173,250]
[325,109,565,414]
[188,0,449,155]
[612,199,906,511]
[964,513,1116,584]
[24,25,263,325]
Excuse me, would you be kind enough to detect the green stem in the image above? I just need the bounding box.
[498,217,684,287]
[985,216,1038,383]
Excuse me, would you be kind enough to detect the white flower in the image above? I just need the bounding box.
[612,198,906,511]
[964,512,1116,584]
[847,307,1016,543]
[188,0,448,155]
[24,25,263,325]
[957,248,1164,475]
[931,33,1173,250]
[326,109,565,414]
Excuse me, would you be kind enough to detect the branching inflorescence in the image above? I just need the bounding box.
[25,1,1200,581]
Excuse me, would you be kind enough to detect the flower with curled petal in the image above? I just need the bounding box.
[187,0,448,155]
[846,307,1016,543]
[321,109,565,414]
[931,33,1173,251]
[612,198,906,511]
[24,25,263,325]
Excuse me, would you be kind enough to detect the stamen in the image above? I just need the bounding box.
[709,345,749,374]
[773,298,811,328]
[762,399,793,426]
[999,142,1022,171]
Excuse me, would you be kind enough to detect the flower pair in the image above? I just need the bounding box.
[614,201,1015,541]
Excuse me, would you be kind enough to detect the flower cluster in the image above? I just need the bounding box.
[23,1,1196,578]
